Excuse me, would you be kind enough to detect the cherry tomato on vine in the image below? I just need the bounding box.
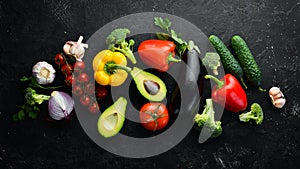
[88,101,99,113]
[61,64,73,75]
[65,75,75,87]
[80,95,91,106]
[139,103,169,131]
[72,85,83,96]
[77,73,89,83]
[95,85,108,99]
[85,83,95,95]
[54,53,65,66]
[73,61,85,73]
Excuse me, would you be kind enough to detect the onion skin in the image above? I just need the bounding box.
[48,91,74,120]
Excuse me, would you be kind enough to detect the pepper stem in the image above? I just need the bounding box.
[105,62,132,74]
[167,53,181,63]
[204,75,224,89]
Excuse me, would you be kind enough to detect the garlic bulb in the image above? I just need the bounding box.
[63,36,88,61]
[48,91,74,120]
[32,61,56,85]
[269,87,286,108]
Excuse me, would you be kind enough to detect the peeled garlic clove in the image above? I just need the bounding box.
[273,98,286,108]
[269,87,286,108]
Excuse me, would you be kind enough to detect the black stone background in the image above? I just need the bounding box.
[0,0,299,168]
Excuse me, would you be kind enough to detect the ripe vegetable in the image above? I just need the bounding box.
[138,39,181,72]
[54,53,65,66]
[205,74,248,112]
[269,87,286,108]
[231,35,264,91]
[32,61,56,85]
[106,28,136,64]
[154,17,200,58]
[73,61,85,73]
[72,85,83,96]
[93,50,131,86]
[201,52,221,75]
[48,91,74,120]
[61,64,73,75]
[239,103,264,125]
[77,73,89,84]
[63,36,88,61]
[209,35,246,87]
[88,101,99,114]
[194,99,222,138]
[139,103,169,131]
[95,85,108,99]
[80,95,91,106]
[65,75,75,87]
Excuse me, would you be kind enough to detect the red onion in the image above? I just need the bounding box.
[48,91,74,120]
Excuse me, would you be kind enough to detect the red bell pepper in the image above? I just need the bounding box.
[205,74,248,113]
[138,40,181,72]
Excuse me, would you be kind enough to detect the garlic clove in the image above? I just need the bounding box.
[273,98,286,108]
[269,87,281,96]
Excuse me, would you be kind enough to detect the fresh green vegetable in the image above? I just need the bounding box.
[154,17,200,58]
[239,103,264,125]
[20,76,63,90]
[106,28,136,64]
[231,35,264,91]
[209,35,246,88]
[202,52,221,75]
[14,88,50,121]
[194,98,222,138]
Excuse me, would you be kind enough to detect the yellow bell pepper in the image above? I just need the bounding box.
[93,50,131,86]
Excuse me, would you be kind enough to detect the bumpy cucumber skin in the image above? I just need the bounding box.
[231,35,262,87]
[209,35,244,80]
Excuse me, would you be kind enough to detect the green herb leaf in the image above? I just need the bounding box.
[154,17,171,32]
[28,111,38,119]
[156,32,170,40]
[20,76,30,82]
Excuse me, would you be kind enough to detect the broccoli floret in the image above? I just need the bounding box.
[106,28,136,64]
[202,52,221,75]
[194,98,222,138]
[25,88,50,105]
[239,103,264,125]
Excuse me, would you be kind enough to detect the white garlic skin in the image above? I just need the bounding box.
[269,87,286,108]
[62,36,88,61]
[32,61,56,85]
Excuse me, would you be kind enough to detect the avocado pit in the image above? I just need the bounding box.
[143,80,160,95]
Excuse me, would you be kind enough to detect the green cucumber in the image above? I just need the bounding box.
[209,35,246,88]
[231,35,264,91]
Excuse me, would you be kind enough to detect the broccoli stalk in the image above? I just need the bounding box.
[25,88,50,105]
[14,88,50,121]
[106,28,136,64]
[194,98,222,138]
[239,103,264,125]
[202,52,221,75]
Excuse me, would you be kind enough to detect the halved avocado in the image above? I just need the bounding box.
[97,97,127,138]
[130,67,167,102]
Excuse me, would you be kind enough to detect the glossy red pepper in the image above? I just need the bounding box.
[138,40,181,72]
[205,74,248,113]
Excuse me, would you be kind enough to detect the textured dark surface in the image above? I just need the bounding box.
[0,0,299,168]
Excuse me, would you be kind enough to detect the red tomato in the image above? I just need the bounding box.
[85,83,95,95]
[77,73,89,83]
[139,103,169,131]
[61,64,73,75]
[72,85,83,96]
[80,95,91,106]
[65,75,75,87]
[54,53,65,66]
[88,101,99,113]
[95,85,108,99]
[73,61,85,73]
